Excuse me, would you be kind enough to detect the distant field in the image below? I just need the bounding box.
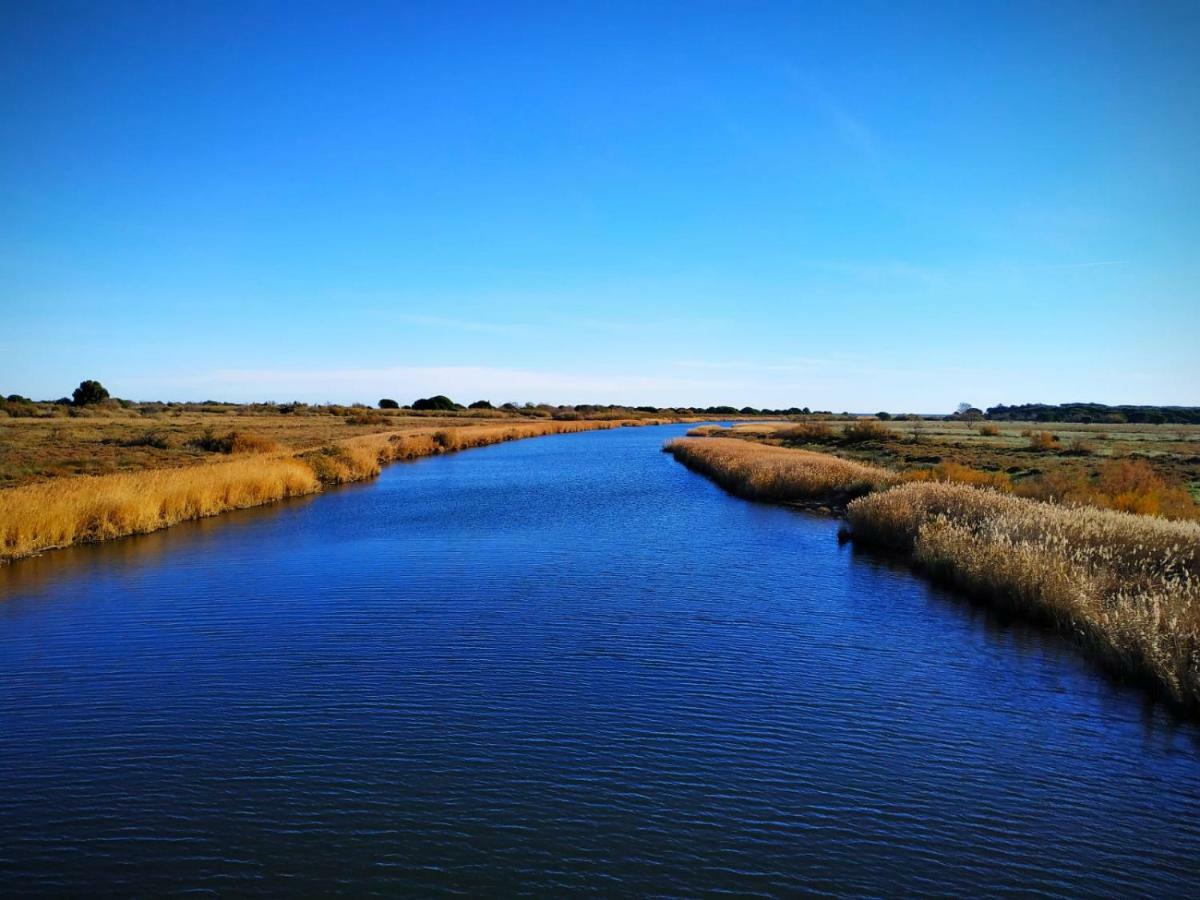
[704,418,1200,515]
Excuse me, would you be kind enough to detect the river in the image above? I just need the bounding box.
[2,423,1197,895]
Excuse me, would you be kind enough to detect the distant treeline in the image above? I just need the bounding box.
[985,403,1200,424]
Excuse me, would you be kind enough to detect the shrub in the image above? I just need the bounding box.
[190,429,279,454]
[1027,430,1058,451]
[468,400,494,409]
[979,424,1000,436]
[1065,436,1096,456]
[345,412,390,426]
[841,420,896,443]
[1015,459,1198,520]
[902,461,1011,491]
[120,430,171,449]
[378,398,399,409]
[778,422,837,444]
[72,380,110,406]
[412,395,458,411]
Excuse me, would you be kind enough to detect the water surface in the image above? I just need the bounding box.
[2,424,1198,895]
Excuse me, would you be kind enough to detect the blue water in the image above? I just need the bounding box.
[1,423,1198,895]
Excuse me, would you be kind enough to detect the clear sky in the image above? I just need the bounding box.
[2,1,1197,411]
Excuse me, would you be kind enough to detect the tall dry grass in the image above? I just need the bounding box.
[665,437,895,503]
[0,455,320,561]
[845,482,1200,706]
[0,419,635,563]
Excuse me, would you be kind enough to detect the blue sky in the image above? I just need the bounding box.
[2,1,1197,410]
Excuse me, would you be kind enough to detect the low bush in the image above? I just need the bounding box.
[841,420,896,443]
[902,461,1012,491]
[1016,459,1199,520]
[979,424,1001,436]
[778,422,837,444]
[345,412,390,426]
[1027,430,1058,451]
[190,429,279,454]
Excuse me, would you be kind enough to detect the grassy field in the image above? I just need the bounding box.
[0,414,679,563]
[665,430,1200,710]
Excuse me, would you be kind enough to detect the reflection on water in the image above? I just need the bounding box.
[1,424,1198,895]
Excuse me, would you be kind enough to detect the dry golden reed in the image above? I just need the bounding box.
[845,482,1200,705]
[664,436,894,502]
[0,419,634,563]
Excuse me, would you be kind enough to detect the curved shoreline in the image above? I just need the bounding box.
[664,435,1200,713]
[0,419,674,565]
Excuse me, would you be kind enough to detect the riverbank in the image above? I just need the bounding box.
[0,419,664,564]
[665,435,1200,710]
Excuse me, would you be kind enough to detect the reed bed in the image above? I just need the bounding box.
[846,482,1200,706]
[666,434,1200,707]
[664,437,895,503]
[0,419,635,563]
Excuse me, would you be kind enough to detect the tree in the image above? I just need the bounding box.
[72,380,110,406]
[378,398,399,409]
[412,394,458,411]
[956,402,973,415]
[468,400,494,409]
[876,411,892,420]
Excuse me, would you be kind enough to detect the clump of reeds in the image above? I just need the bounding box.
[664,437,894,503]
[686,425,726,437]
[0,454,320,560]
[845,481,1200,706]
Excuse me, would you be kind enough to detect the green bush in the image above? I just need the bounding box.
[413,395,458,411]
[72,380,110,406]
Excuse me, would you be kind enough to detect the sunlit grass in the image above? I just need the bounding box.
[845,482,1200,706]
[0,419,634,563]
[664,436,895,502]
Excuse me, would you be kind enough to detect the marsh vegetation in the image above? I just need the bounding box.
[667,424,1200,710]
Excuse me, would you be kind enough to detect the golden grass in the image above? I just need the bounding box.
[0,455,320,561]
[664,437,895,503]
[901,461,1013,491]
[0,419,639,563]
[845,482,1200,706]
[666,434,1200,707]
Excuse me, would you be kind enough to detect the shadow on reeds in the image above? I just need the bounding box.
[839,532,1200,725]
